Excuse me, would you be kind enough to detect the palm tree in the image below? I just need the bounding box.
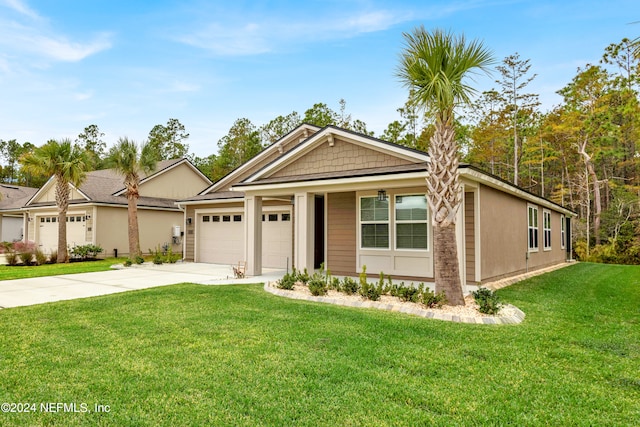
[105,138,157,259]
[397,27,493,305]
[20,139,92,263]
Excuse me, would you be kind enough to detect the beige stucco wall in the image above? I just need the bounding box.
[95,206,183,258]
[271,137,413,178]
[139,163,210,199]
[479,184,567,282]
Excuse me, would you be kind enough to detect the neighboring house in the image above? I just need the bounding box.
[0,184,38,242]
[178,124,576,285]
[20,159,211,257]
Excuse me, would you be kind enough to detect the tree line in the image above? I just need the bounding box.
[2,36,639,265]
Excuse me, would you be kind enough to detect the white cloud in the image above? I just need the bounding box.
[0,2,112,68]
[1,0,41,20]
[174,7,408,56]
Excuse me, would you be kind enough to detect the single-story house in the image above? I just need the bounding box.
[18,159,211,257]
[0,184,39,242]
[178,124,575,285]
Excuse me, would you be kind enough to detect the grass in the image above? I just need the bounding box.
[0,258,124,281]
[0,262,638,426]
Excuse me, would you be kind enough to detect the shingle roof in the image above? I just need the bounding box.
[233,163,428,187]
[178,191,245,203]
[0,184,38,211]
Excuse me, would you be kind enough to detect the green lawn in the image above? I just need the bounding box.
[0,263,638,426]
[0,258,124,281]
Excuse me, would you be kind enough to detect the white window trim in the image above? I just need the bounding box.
[528,204,539,253]
[543,209,552,251]
[359,195,390,250]
[394,193,429,252]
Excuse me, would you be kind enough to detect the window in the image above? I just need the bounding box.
[262,214,265,222]
[395,195,428,250]
[560,215,566,249]
[360,196,389,248]
[543,210,552,250]
[212,215,220,222]
[268,214,278,222]
[223,215,231,222]
[233,215,242,222]
[70,216,75,222]
[281,213,291,221]
[46,217,51,223]
[76,216,82,222]
[40,218,45,223]
[202,215,210,222]
[528,205,539,251]
[52,217,56,223]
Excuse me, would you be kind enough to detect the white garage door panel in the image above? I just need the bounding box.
[197,211,292,269]
[262,213,292,269]
[37,215,87,253]
[198,214,244,265]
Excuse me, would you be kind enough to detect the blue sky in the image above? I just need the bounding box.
[1,0,638,157]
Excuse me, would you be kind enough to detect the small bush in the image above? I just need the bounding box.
[19,251,33,265]
[398,284,421,303]
[134,255,144,264]
[6,251,18,266]
[276,271,296,290]
[328,277,341,291]
[150,245,164,265]
[48,250,58,264]
[123,258,133,267]
[34,249,47,266]
[472,287,502,315]
[295,268,310,285]
[421,287,447,308]
[308,273,328,296]
[341,277,359,295]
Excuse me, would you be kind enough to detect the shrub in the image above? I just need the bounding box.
[19,250,33,265]
[70,244,104,261]
[276,271,297,290]
[150,245,164,265]
[328,276,341,291]
[134,255,144,264]
[341,277,359,295]
[13,241,36,254]
[398,283,421,303]
[48,250,58,264]
[34,249,47,266]
[6,251,19,266]
[296,268,310,285]
[164,245,181,263]
[421,287,447,308]
[123,258,133,267]
[472,287,502,315]
[308,273,328,296]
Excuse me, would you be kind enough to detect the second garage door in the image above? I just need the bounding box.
[197,210,292,268]
[37,214,87,253]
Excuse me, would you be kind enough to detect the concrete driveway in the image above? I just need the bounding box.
[0,263,285,309]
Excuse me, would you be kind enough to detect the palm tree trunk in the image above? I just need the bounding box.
[426,118,465,306]
[55,178,69,263]
[127,192,141,258]
[433,222,464,305]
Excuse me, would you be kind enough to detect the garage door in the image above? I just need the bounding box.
[197,210,292,269]
[198,213,244,265]
[37,214,87,253]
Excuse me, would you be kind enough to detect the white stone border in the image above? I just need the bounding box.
[264,283,525,325]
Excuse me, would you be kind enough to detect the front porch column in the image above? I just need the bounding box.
[294,192,314,272]
[244,195,262,276]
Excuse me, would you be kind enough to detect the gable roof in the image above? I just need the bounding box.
[112,158,210,196]
[24,158,209,210]
[241,125,429,184]
[199,123,321,195]
[0,184,39,212]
